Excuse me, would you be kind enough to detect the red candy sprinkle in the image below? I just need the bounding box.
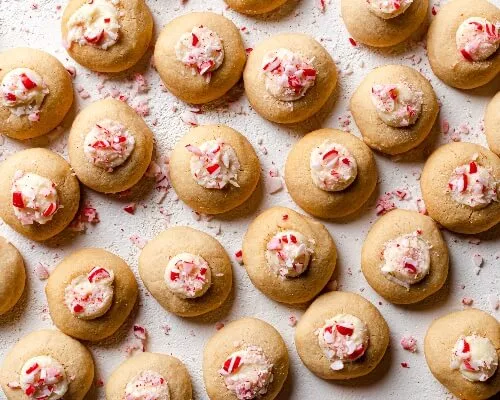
[123,203,136,214]
[25,385,36,396]
[460,49,473,62]
[206,164,220,174]
[461,174,468,191]
[322,149,338,160]
[104,17,110,23]
[6,92,16,101]
[223,356,241,373]
[404,262,417,274]
[192,33,199,46]
[349,345,365,359]
[85,30,104,44]
[463,360,475,371]
[290,234,297,244]
[73,304,84,313]
[469,161,477,173]
[170,271,180,281]
[88,267,110,283]
[26,363,39,375]
[336,324,354,336]
[42,203,57,217]
[462,340,470,353]
[349,37,357,46]
[12,192,24,208]
[20,73,37,89]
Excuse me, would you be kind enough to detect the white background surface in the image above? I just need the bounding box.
[0,0,499,399]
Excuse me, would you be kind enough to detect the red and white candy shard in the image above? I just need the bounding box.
[66,0,121,50]
[19,356,68,400]
[11,171,59,226]
[164,252,212,299]
[456,17,500,62]
[219,346,274,400]
[317,314,369,371]
[262,48,316,101]
[124,370,169,400]
[366,0,414,19]
[64,266,115,320]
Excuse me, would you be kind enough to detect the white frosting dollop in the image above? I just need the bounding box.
[186,140,240,189]
[164,253,211,299]
[310,141,358,192]
[261,48,317,101]
[124,370,170,400]
[64,266,114,319]
[381,232,430,289]
[175,25,224,82]
[451,335,498,382]
[366,0,414,19]
[84,119,135,170]
[448,159,498,209]
[265,230,313,278]
[11,171,59,226]
[316,314,369,371]
[19,356,68,400]
[456,17,500,62]
[66,0,121,50]
[371,83,423,127]
[1,68,49,119]
[219,346,273,400]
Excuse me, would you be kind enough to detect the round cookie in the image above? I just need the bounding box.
[0,148,80,242]
[295,291,390,380]
[203,317,289,400]
[244,33,337,124]
[242,206,337,304]
[0,47,73,140]
[285,128,378,219]
[0,329,94,400]
[106,352,192,400]
[361,209,449,304]
[424,309,500,400]
[350,64,439,155]
[224,0,288,15]
[139,226,233,317]
[154,12,246,104]
[427,0,500,89]
[341,0,428,47]
[68,98,154,194]
[421,142,500,234]
[169,124,260,215]
[485,91,500,156]
[0,237,25,315]
[61,0,153,73]
[45,248,138,342]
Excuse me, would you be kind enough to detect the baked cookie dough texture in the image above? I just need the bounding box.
[62,0,154,73]
[421,142,500,234]
[0,48,73,140]
[285,128,378,219]
[139,226,233,317]
[361,209,449,304]
[295,291,390,380]
[341,0,428,47]
[244,33,337,124]
[106,352,192,400]
[242,206,337,304]
[427,0,500,89]
[425,309,499,400]
[46,248,138,341]
[224,0,288,15]
[0,237,25,316]
[169,124,260,215]
[351,64,439,155]
[485,91,500,156]
[0,148,80,242]
[0,329,94,400]
[203,317,289,400]
[154,12,246,104]
[68,98,154,194]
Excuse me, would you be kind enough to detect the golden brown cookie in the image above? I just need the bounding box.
[106,352,192,400]
[45,248,138,342]
[154,12,246,104]
[0,329,94,400]
[485,91,500,156]
[285,128,378,219]
[424,309,500,400]
[224,0,288,14]
[361,209,449,304]
[139,226,233,317]
[0,148,80,242]
[0,237,25,315]
[68,98,154,194]
[351,64,439,155]
[427,0,500,89]
[203,318,289,400]
[341,0,428,47]
[421,142,500,234]
[244,33,337,124]
[0,47,73,140]
[242,206,337,304]
[61,0,154,73]
[169,124,260,215]
[295,291,390,380]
